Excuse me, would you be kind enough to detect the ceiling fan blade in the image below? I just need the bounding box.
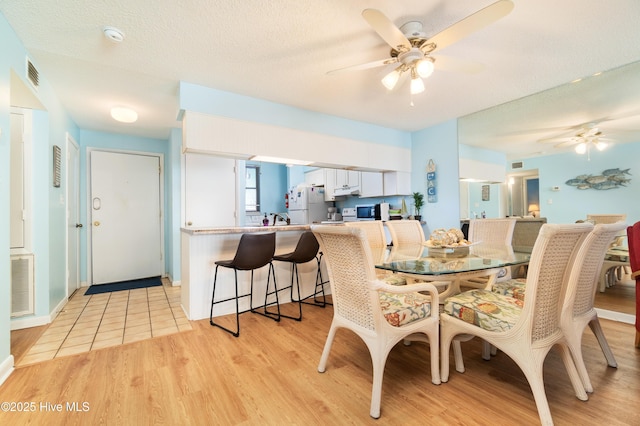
[432,55,484,74]
[539,136,575,144]
[554,140,580,148]
[362,9,411,51]
[326,58,397,75]
[425,0,514,53]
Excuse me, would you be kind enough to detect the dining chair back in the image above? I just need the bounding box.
[464,218,517,286]
[385,220,425,246]
[311,224,440,419]
[627,221,640,347]
[440,222,593,426]
[345,221,406,286]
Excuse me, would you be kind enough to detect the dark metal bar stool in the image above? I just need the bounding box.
[210,232,280,337]
[273,231,331,321]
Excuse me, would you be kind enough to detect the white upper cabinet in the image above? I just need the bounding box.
[304,168,325,186]
[335,169,360,190]
[359,171,384,198]
[383,171,412,196]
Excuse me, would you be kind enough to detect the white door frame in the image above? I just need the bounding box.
[66,133,80,297]
[86,148,165,284]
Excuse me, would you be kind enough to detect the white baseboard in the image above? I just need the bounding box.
[10,295,68,330]
[0,355,14,386]
[596,308,635,324]
[10,314,51,330]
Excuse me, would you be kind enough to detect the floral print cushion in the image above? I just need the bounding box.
[492,278,526,301]
[382,274,407,286]
[379,291,432,327]
[443,289,523,332]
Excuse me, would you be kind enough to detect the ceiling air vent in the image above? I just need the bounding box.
[26,58,39,90]
[511,161,523,169]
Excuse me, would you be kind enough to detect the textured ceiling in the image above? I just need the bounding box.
[2,0,640,158]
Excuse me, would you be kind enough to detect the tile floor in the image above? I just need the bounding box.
[18,279,192,366]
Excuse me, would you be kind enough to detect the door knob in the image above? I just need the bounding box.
[76,223,83,228]
[94,221,100,226]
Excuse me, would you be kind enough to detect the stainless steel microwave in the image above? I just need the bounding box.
[356,205,375,220]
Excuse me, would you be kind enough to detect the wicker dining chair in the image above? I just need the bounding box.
[491,223,625,393]
[311,225,440,419]
[345,221,406,286]
[440,223,593,426]
[385,220,426,246]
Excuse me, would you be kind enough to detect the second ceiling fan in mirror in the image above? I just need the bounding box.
[327,1,514,98]
[538,112,640,159]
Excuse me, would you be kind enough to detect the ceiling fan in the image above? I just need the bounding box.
[539,124,611,158]
[328,1,514,97]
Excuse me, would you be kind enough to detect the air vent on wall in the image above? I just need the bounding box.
[511,161,523,169]
[26,58,39,90]
[11,254,34,318]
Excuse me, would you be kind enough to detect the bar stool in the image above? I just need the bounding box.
[273,231,330,321]
[210,232,280,337]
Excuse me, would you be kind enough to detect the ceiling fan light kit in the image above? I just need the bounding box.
[332,1,514,99]
[410,68,425,94]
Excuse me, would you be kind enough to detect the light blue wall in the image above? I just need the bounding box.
[1,11,80,365]
[510,142,640,225]
[411,120,460,235]
[78,130,170,283]
[0,12,14,365]
[467,182,502,218]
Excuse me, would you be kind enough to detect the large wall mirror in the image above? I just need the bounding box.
[458,60,640,320]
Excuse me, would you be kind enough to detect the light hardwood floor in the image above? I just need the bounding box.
[2,300,639,425]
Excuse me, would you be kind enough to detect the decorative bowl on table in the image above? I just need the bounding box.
[424,228,472,258]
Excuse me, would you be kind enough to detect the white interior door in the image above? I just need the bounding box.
[90,151,163,284]
[66,135,80,295]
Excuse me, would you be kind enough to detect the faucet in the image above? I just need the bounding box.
[272,213,290,226]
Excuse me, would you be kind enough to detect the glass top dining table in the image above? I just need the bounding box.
[375,243,531,278]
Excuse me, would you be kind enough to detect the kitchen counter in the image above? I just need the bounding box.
[181,224,311,235]
[180,225,326,320]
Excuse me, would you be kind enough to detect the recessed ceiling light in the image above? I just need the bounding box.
[103,26,125,43]
[110,107,138,123]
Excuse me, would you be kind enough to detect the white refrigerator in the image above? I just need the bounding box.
[288,185,329,224]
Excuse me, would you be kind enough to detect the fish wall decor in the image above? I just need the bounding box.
[565,168,631,190]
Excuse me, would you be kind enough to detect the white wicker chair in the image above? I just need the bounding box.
[440,223,593,426]
[311,225,440,419]
[461,218,517,288]
[345,221,406,286]
[492,222,624,393]
[386,220,426,246]
[560,222,624,391]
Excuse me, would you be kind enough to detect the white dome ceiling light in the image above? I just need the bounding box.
[103,26,125,43]
[110,107,138,123]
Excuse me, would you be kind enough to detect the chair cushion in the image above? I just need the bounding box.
[382,274,407,286]
[443,289,523,332]
[379,291,432,327]
[491,278,526,301]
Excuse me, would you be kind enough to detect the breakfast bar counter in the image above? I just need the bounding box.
[181,225,323,320]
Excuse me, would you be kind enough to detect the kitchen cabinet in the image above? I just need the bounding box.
[304,168,325,186]
[324,169,337,201]
[383,171,412,196]
[359,171,384,198]
[335,169,360,189]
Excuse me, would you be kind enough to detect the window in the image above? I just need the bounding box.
[245,165,260,212]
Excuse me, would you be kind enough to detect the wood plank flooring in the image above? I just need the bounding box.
[2,300,639,425]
